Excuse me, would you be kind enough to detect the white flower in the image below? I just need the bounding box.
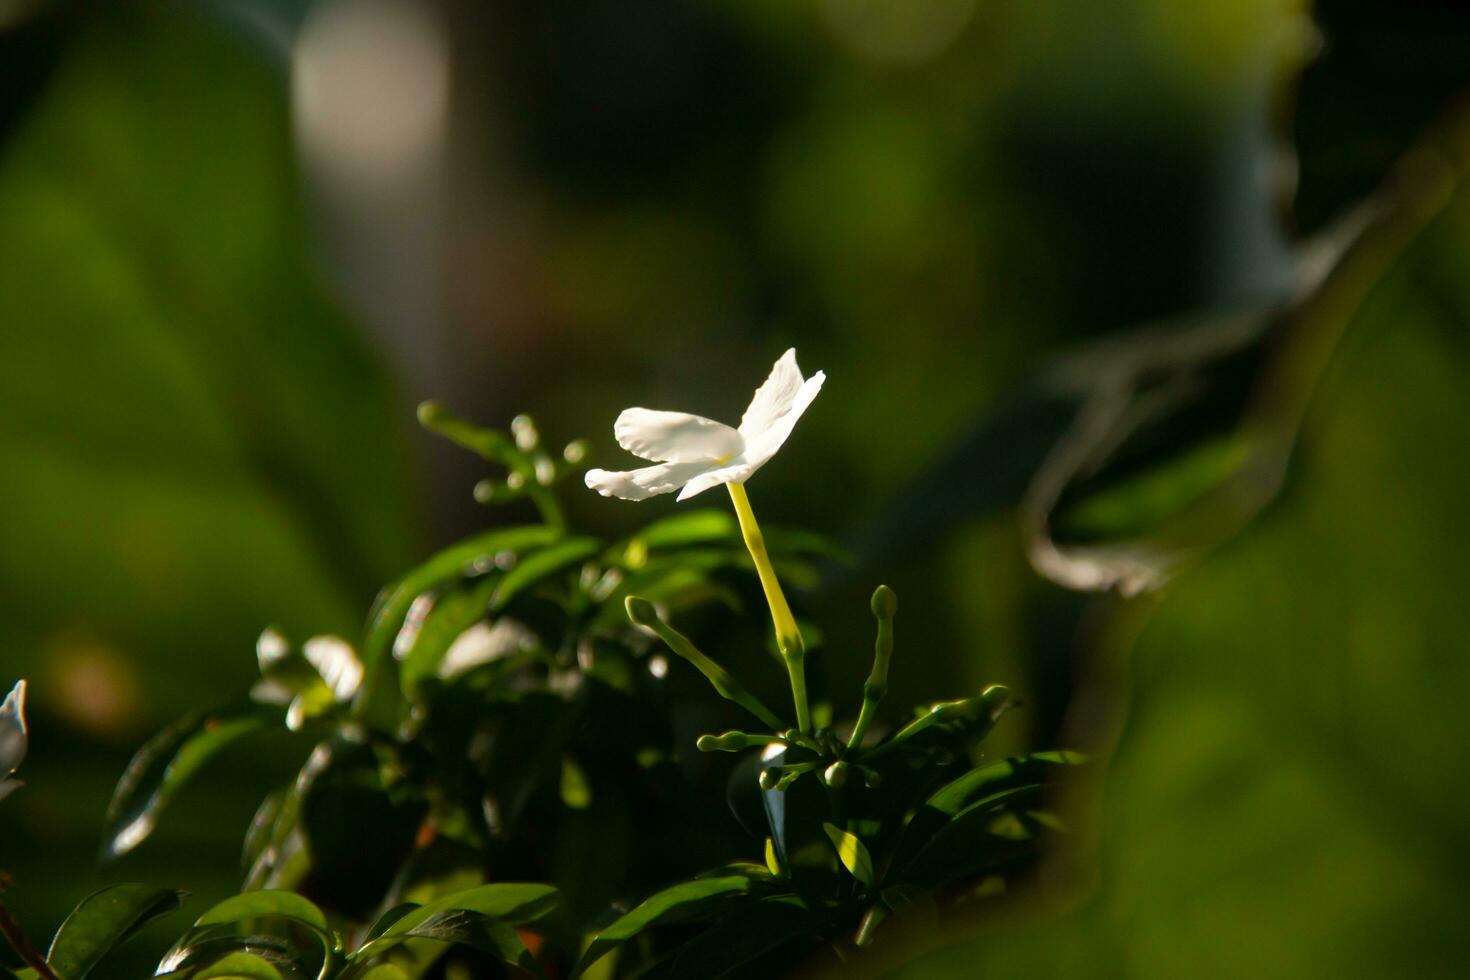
[0,679,28,803]
[585,349,825,502]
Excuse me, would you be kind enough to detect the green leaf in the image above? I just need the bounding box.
[891,785,1044,887]
[390,909,535,972]
[372,883,557,940]
[46,884,184,979]
[895,751,1089,863]
[823,823,875,887]
[193,952,286,979]
[363,903,420,943]
[873,684,1012,756]
[346,887,556,978]
[357,525,561,724]
[156,921,333,980]
[490,536,602,610]
[363,526,561,664]
[577,875,756,974]
[395,575,502,701]
[923,751,1087,819]
[102,704,279,860]
[194,892,330,937]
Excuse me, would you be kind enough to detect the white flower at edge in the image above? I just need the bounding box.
[0,679,28,803]
[585,348,825,502]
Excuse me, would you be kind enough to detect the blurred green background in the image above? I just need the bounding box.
[1,0,1467,975]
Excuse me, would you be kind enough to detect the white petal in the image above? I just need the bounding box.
[614,409,744,463]
[739,370,825,469]
[0,680,28,777]
[675,370,824,501]
[585,460,716,501]
[675,460,759,501]
[739,348,805,439]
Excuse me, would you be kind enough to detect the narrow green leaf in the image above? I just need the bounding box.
[892,785,1045,887]
[922,751,1087,818]
[895,751,1087,865]
[374,883,556,941]
[872,684,1012,756]
[363,526,560,661]
[577,876,755,974]
[363,903,420,943]
[46,884,184,979]
[764,837,781,876]
[194,891,330,937]
[102,705,279,860]
[402,910,533,968]
[823,824,875,887]
[490,537,601,611]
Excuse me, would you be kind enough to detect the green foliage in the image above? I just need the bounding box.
[54,409,849,977]
[44,884,184,980]
[573,585,1082,975]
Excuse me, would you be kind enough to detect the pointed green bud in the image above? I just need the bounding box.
[823,761,849,788]
[870,584,897,619]
[696,731,776,753]
[625,595,659,628]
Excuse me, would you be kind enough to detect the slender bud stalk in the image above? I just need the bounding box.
[846,585,896,752]
[626,596,785,731]
[726,482,811,732]
[696,730,785,753]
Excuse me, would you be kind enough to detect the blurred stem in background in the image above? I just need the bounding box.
[727,482,810,733]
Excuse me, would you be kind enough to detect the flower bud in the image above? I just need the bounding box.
[870,584,897,619]
[625,595,659,628]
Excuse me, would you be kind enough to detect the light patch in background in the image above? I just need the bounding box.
[292,0,451,187]
[45,635,142,739]
[818,0,977,66]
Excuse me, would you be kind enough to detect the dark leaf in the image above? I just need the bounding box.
[102,704,280,861]
[47,884,184,980]
[895,751,1087,863]
[577,876,757,974]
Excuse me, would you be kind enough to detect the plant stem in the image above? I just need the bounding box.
[626,597,785,731]
[846,585,896,753]
[0,898,60,980]
[726,482,811,733]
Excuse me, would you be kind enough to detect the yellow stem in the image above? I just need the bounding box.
[726,482,811,732]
